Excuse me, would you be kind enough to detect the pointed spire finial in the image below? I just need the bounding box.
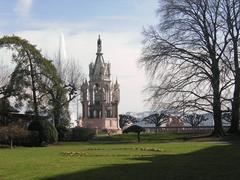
[97,34,102,53]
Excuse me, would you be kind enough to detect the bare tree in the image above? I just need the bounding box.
[53,54,84,103]
[183,113,208,127]
[143,112,168,127]
[42,54,85,127]
[140,0,228,136]
[220,0,240,134]
[119,114,137,129]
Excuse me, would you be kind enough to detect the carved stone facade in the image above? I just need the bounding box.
[80,36,120,130]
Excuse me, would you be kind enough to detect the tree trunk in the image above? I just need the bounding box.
[228,41,240,134]
[211,104,225,137]
[228,82,240,134]
[53,101,62,127]
[28,53,38,118]
[155,125,159,133]
[137,132,140,143]
[211,61,225,137]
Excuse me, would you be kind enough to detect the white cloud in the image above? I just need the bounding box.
[15,0,33,17]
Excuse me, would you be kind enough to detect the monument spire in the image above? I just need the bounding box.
[93,35,105,77]
[81,36,120,130]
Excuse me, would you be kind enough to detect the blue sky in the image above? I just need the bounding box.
[0,0,159,117]
[0,0,158,32]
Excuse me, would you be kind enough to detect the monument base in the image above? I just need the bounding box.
[83,118,119,130]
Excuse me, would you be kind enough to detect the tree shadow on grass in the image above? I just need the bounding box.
[43,144,240,180]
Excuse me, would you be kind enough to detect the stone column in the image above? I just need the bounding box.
[101,102,106,118]
[82,101,89,118]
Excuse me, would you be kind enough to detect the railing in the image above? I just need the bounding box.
[144,126,230,134]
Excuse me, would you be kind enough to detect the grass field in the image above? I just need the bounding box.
[0,133,240,180]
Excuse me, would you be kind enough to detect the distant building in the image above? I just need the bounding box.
[80,36,120,130]
[166,116,184,127]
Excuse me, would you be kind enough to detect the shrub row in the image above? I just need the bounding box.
[71,127,96,141]
[28,119,58,145]
[25,126,96,145]
[55,127,96,142]
[0,120,96,147]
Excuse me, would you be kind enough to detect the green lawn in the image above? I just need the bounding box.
[0,133,240,180]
